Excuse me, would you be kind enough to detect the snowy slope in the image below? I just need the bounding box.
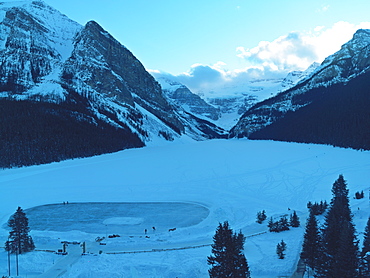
[0,1,228,170]
[231,29,370,138]
[0,140,369,277]
[0,0,186,143]
[0,0,81,101]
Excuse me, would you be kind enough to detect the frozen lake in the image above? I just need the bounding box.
[22,202,210,235]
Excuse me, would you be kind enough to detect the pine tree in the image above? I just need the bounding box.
[359,217,370,277]
[289,211,300,227]
[333,221,360,277]
[300,210,321,270]
[232,231,251,278]
[268,217,276,232]
[359,254,370,278]
[316,175,359,277]
[5,207,35,254]
[256,210,267,224]
[268,216,290,232]
[308,201,329,215]
[208,221,251,278]
[262,210,266,221]
[278,216,290,231]
[276,240,287,259]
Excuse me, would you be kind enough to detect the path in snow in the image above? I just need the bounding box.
[290,258,305,278]
[35,230,269,277]
[37,245,81,278]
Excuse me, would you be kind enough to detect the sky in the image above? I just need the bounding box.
[45,0,370,93]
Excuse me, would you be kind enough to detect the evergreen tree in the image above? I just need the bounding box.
[307,201,312,209]
[333,221,360,277]
[256,210,267,224]
[278,216,290,231]
[300,210,321,270]
[359,253,370,278]
[316,175,359,277]
[276,240,287,259]
[359,217,370,277]
[268,216,290,232]
[361,217,370,257]
[232,231,251,277]
[355,190,365,199]
[289,211,300,227]
[268,217,276,232]
[320,200,328,214]
[208,221,251,278]
[5,207,35,254]
[308,200,328,216]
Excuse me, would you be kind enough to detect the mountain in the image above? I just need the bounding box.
[0,1,224,168]
[230,29,370,150]
[156,76,221,121]
[153,66,318,129]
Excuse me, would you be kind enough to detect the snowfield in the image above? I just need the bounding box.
[1,139,370,277]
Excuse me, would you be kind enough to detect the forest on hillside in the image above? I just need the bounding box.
[250,71,370,150]
[0,99,144,168]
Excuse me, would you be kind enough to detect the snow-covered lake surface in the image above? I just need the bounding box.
[0,139,369,277]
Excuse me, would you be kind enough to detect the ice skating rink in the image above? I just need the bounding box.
[24,202,210,235]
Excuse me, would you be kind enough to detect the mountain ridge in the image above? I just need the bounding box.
[153,63,319,130]
[0,0,225,168]
[230,29,370,150]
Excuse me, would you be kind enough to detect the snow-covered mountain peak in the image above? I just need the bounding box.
[351,28,370,45]
[0,0,82,59]
[0,0,83,103]
[0,1,228,160]
[281,62,320,89]
[156,76,184,91]
[318,29,370,75]
[231,28,370,139]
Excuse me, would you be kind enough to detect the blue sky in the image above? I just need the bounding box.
[46,0,370,92]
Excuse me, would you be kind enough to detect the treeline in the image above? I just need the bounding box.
[0,99,144,168]
[249,70,370,150]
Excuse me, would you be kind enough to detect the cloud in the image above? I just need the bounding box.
[237,31,318,72]
[152,21,370,96]
[307,21,370,60]
[174,63,228,92]
[152,62,285,96]
[237,21,370,73]
[151,63,225,93]
[316,4,330,13]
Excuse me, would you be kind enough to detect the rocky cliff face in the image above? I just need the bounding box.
[61,20,184,135]
[1,1,226,137]
[230,29,370,138]
[0,1,225,167]
[157,77,220,121]
[0,1,80,98]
